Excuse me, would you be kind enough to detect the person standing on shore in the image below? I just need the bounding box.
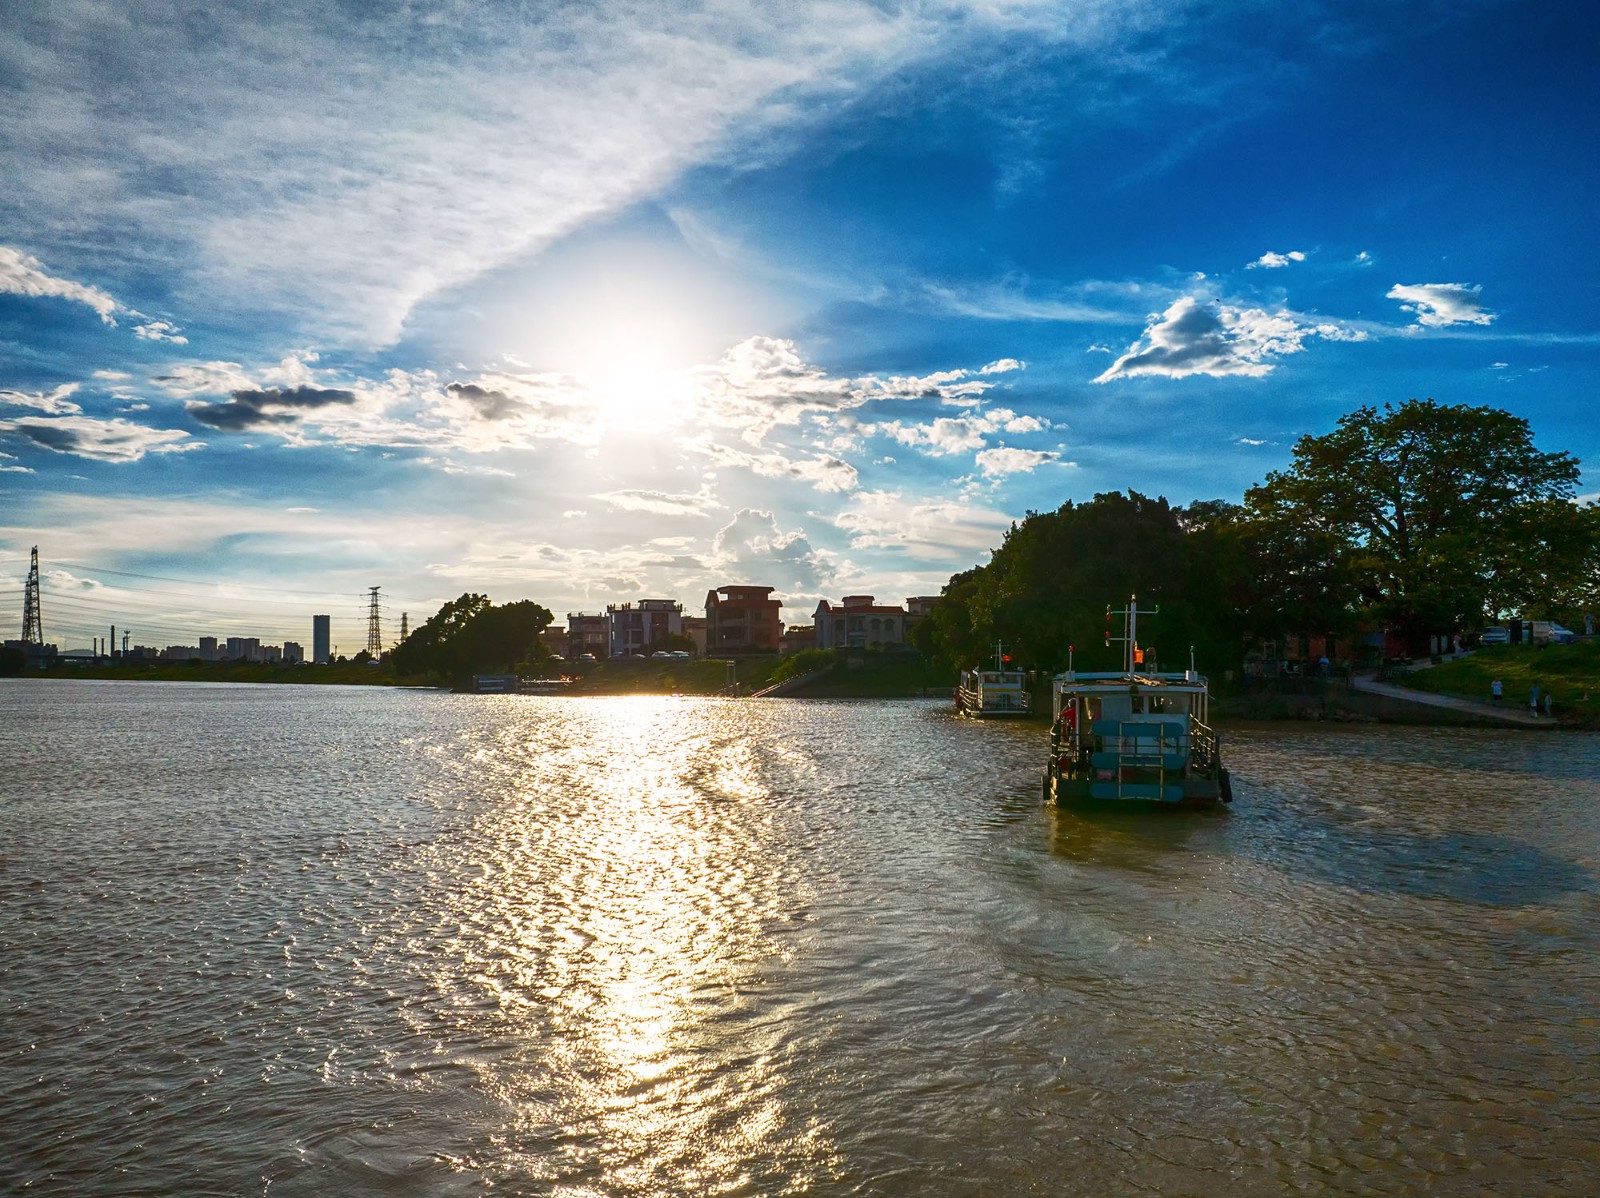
[1529,684,1540,716]
[1544,690,1554,719]
[1491,678,1502,705]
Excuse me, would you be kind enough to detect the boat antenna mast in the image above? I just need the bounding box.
[992,639,1009,671]
[1106,594,1159,675]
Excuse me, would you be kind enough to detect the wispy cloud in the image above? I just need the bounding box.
[0,246,118,324]
[594,488,721,517]
[975,446,1063,476]
[834,491,1014,558]
[1,384,84,415]
[1386,282,1495,328]
[0,414,200,462]
[0,3,1147,347]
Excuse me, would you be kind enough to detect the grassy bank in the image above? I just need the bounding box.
[1403,642,1600,725]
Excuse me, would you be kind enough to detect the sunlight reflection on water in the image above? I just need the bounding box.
[4,683,1600,1195]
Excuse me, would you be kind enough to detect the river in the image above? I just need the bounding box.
[3,679,1599,1195]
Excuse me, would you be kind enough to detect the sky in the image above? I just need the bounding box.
[3,0,1597,652]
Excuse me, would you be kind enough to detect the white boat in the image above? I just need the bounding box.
[1042,598,1230,806]
[957,644,1032,717]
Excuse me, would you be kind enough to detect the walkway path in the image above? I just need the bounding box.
[1350,673,1550,726]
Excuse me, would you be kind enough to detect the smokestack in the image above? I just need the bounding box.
[111,625,116,659]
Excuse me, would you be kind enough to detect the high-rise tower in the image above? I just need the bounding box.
[21,546,43,646]
[312,614,331,664]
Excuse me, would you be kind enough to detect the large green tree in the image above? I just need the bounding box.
[1245,399,1583,646]
[388,593,553,679]
[918,491,1251,674]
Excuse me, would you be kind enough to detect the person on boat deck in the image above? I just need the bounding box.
[1491,678,1503,705]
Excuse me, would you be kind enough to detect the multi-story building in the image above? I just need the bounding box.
[198,636,218,661]
[704,585,782,655]
[780,624,816,656]
[812,595,932,651]
[566,612,608,660]
[283,642,304,664]
[225,636,261,661]
[312,615,331,665]
[606,599,683,657]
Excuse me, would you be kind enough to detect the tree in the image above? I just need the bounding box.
[1246,399,1583,648]
[387,593,553,679]
[914,492,1253,675]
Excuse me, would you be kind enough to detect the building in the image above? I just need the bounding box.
[812,595,929,651]
[225,636,261,661]
[606,599,683,656]
[680,615,707,657]
[312,615,331,664]
[780,624,816,656]
[566,612,608,660]
[283,641,304,664]
[537,627,568,659]
[704,585,782,655]
[198,636,218,661]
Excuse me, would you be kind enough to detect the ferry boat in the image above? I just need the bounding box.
[1042,598,1231,806]
[957,645,1032,717]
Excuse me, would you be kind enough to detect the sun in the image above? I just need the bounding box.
[561,316,697,432]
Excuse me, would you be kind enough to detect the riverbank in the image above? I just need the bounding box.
[1401,642,1600,728]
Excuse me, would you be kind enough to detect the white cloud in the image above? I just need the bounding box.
[594,488,721,517]
[0,384,83,415]
[1237,437,1267,445]
[974,446,1062,476]
[1094,296,1357,382]
[692,438,860,493]
[834,491,1014,558]
[131,318,188,344]
[691,336,1010,441]
[1247,250,1306,269]
[1386,283,1495,328]
[151,361,256,397]
[979,358,1025,374]
[0,4,1144,347]
[711,508,832,592]
[92,370,132,381]
[0,414,200,462]
[869,406,1052,457]
[0,246,118,324]
[0,450,33,473]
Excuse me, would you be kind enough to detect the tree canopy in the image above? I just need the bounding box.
[387,593,554,679]
[1245,400,1582,641]
[913,400,1596,671]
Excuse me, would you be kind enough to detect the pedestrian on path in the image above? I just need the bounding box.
[1544,690,1554,719]
[1491,678,1502,705]
[1529,684,1540,716]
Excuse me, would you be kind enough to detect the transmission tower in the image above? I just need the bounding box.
[366,586,383,657]
[398,611,409,646]
[21,546,43,646]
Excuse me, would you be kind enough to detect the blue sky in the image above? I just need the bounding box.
[3,0,1597,651]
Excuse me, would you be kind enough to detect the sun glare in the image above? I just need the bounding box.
[563,316,700,433]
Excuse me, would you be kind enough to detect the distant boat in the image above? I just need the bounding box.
[1042,598,1231,806]
[956,644,1032,717]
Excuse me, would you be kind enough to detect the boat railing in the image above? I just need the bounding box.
[1189,719,1220,771]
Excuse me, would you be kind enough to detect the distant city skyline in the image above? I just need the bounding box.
[3,3,1596,637]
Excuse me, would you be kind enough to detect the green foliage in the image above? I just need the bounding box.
[387,593,554,679]
[923,491,1246,674]
[771,647,836,683]
[913,400,1597,672]
[1246,399,1583,645]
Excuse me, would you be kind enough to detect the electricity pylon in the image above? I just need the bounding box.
[21,546,43,645]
